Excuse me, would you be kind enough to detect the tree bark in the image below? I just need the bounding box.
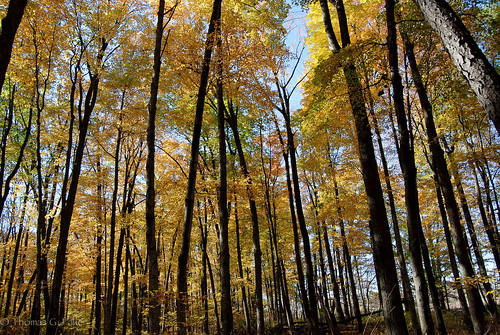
[216,43,233,334]
[318,0,408,333]
[471,161,500,270]
[403,34,485,335]
[413,0,500,134]
[0,0,28,95]
[46,37,107,335]
[226,102,265,334]
[275,77,319,334]
[145,0,166,332]
[386,2,435,332]
[339,218,362,332]
[176,0,222,331]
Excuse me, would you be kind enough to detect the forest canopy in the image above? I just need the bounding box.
[0,0,499,334]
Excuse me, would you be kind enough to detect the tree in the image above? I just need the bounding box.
[0,0,28,95]
[317,0,408,333]
[413,0,500,134]
[176,0,222,332]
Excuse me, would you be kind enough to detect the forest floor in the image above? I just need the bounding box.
[263,310,500,334]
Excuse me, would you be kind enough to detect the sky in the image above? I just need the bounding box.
[284,3,310,111]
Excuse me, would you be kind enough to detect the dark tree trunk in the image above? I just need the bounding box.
[0,87,32,218]
[105,127,123,335]
[94,160,104,335]
[226,102,265,334]
[145,0,167,333]
[275,78,319,334]
[273,109,311,328]
[216,45,233,334]
[413,0,500,134]
[318,0,408,333]
[234,200,251,332]
[176,0,222,331]
[322,225,345,320]
[386,2,435,332]
[3,189,27,318]
[402,34,485,335]
[471,161,500,270]
[363,69,420,334]
[46,38,107,335]
[0,0,28,95]
[339,219,362,332]
[448,154,497,316]
[434,176,472,327]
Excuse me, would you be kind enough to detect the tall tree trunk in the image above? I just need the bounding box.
[226,102,265,334]
[413,0,500,134]
[94,160,104,335]
[145,0,166,333]
[470,161,500,270]
[3,188,27,318]
[322,225,345,320]
[339,219,362,332]
[448,152,497,315]
[386,2,435,332]
[234,200,251,332]
[275,79,319,334]
[363,76,420,334]
[216,43,233,334]
[273,115,311,326]
[105,127,123,335]
[434,176,472,327]
[403,34,485,335]
[0,0,28,95]
[319,0,408,333]
[176,0,222,331]
[0,86,32,218]
[46,37,107,335]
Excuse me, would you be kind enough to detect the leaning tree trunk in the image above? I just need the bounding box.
[176,0,222,332]
[319,0,409,333]
[0,0,28,95]
[403,34,485,335]
[413,0,500,134]
[386,1,435,332]
[46,38,108,335]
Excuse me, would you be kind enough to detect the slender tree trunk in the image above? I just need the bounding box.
[471,161,500,270]
[226,102,265,334]
[145,0,167,333]
[403,34,485,335]
[339,219,362,332]
[4,189,27,318]
[176,0,222,331]
[448,153,497,315]
[94,160,104,335]
[364,82,420,334]
[318,0,408,333]
[234,200,251,332]
[434,176,472,327]
[386,2,435,333]
[46,38,107,335]
[273,116,311,326]
[322,225,345,320]
[122,231,130,335]
[275,80,319,333]
[216,45,233,334]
